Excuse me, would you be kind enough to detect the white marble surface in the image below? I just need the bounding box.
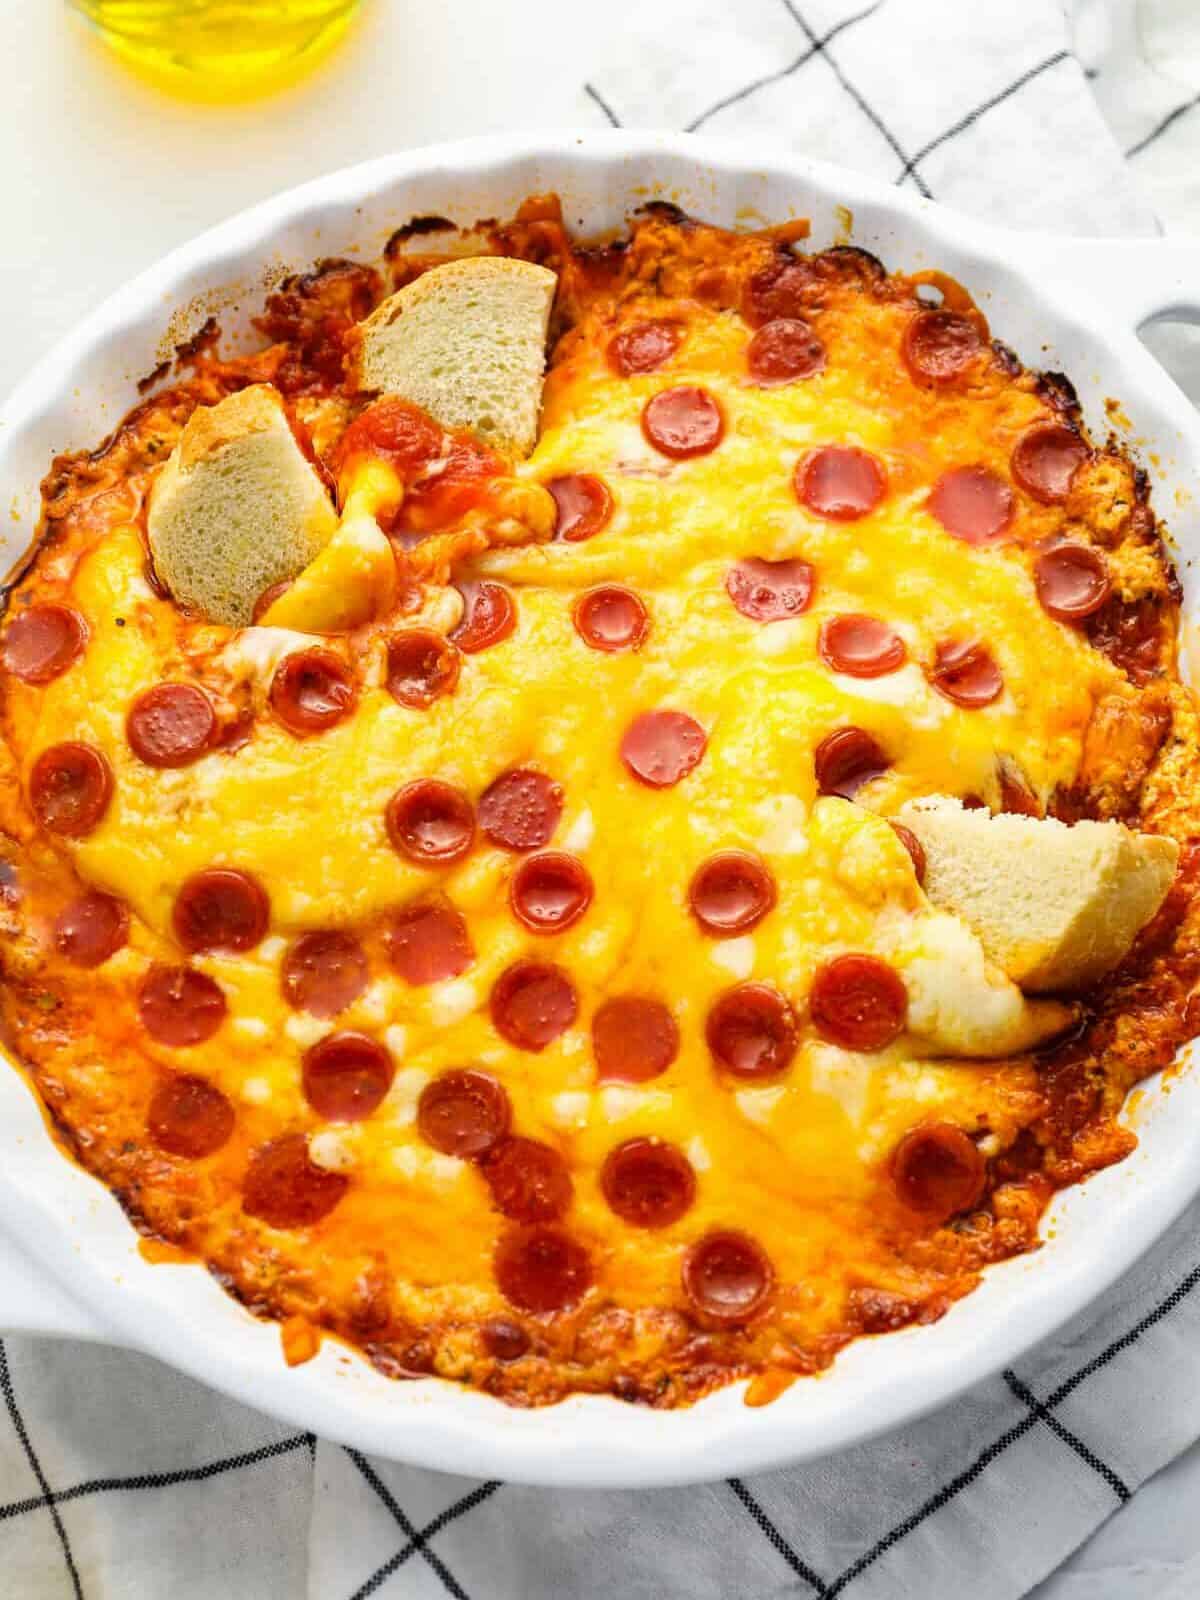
[3,3,1200,1595]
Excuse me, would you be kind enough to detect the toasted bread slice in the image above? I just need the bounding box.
[897,796,1179,993]
[354,257,557,458]
[147,385,338,628]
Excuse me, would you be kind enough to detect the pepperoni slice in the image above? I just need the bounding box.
[1011,424,1089,504]
[386,779,475,865]
[173,868,269,953]
[726,557,815,623]
[385,631,460,709]
[270,649,356,737]
[479,769,563,852]
[890,1123,986,1221]
[641,387,724,460]
[608,320,683,376]
[796,446,886,521]
[53,891,129,968]
[682,1230,773,1324]
[620,709,707,788]
[1034,542,1111,621]
[706,983,797,1079]
[138,965,227,1047]
[689,850,776,937]
[281,930,368,1017]
[510,852,593,934]
[386,900,474,986]
[302,1031,394,1122]
[484,1135,572,1222]
[810,953,907,1052]
[29,743,112,837]
[819,615,906,677]
[547,474,613,542]
[997,761,1040,817]
[929,638,1003,708]
[573,585,650,652]
[417,1069,511,1158]
[147,1074,235,1159]
[814,726,890,798]
[126,683,216,768]
[490,960,578,1051]
[494,1226,591,1313]
[2,605,85,684]
[901,310,983,385]
[242,1133,348,1228]
[451,580,516,653]
[890,822,927,885]
[252,580,291,623]
[592,995,680,1083]
[742,259,815,326]
[746,319,826,385]
[928,466,1014,545]
[601,1137,695,1228]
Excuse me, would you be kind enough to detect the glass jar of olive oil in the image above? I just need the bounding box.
[68,1,362,99]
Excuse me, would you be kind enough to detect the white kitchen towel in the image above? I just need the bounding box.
[5,2,1200,1597]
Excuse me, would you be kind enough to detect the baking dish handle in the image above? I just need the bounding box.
[1018,234,1200,334]
[0,1222,115,1343]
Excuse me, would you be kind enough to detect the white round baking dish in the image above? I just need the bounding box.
[2,130,1200,1489]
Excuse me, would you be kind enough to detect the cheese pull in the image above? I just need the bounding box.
[897,796,1179,993]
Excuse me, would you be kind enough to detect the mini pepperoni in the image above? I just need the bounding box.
[2,605,85,684]
[592,995,679,1083]
[242,1133,348,1228]
[796,446,886,521]
[901,309,982,385]
[573,585,650,652]
[997,762,1040,816]
[126,683,216,768]
[608,320,683,376]
[890,822,927,885]
[706,983,797,1079]
[1011,424,1089,504]
[138,965,226,1047]
[53,891,128,967]
[173,868,269,953]
[547,473,613,542]
[494,1226,591,1313]
[928,466,1014,545]
[929,638,1003,708]
[490,960,578,1051]
[891,1123,986,1221]
[270,649,356,737]
[281,930,368,1017]
[689,851,776,937]
[482,1319,529,1361]
[386,900,474,986]
[417,1069,511,1158]
[726,557,815,623]
[819,615,907,677]
[29,742,113,838]
[620,709,707,788]
[682,1230,773,1324]
[510,852,593,934]
[147,1074,234,1159]
[742,259,814,326]
[478,769,563,852]
[386,779,475,865]
[601,1138,695,1228]
[810,953,907,1052]
[747,319,826,385]
[302,1031,393,1122]
[1034,542,1111,621]
[484,1136,572,1222]
[385,630,460,708]
[451,580,516,653]
[814,726,890,798]
[641,386,724,460]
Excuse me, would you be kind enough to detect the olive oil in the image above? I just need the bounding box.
[69,0,362,100]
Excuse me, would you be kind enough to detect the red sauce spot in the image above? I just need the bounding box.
[138,965,227,1047]
[682,1230,773,1324]
[494,1226,591,1313]
[386,901,474,985]
[484,1136,572,1222]
[818,615,906,677]
[148,1074,234,1159]
[173,868,269,953]
[902,310,983,385]
[53,891,129,968]
[620,709,707,788]
[335,396,443,479]
[547,473,614,542]
[417,1070,511,1159]
[688,851,777,937]
[29,743,112,837]
[641,386,725,459]
[270,649,356,737]
[608,320,683,376]
[281,930,369,1017]
[450,580,516,654]
[795,446,887,521]
[478,769,563,852]
[706,983,797,1079]
[725,558,815,623]
[1011,424,1089,504]
[746,318,826,384]
[126,683,217,767]
[814,726,890,798]
[385,630,460,709]
[386,779,475,865]
[891,1123,986,1221]
[490,960,578,1051]
[302,1031,394,1122]
[928,466,1014,545]
[2,605,86,684]
[510,851,593,934]
[810,953,908,1052]
[573,585,650,652]
[928,638,1004,708]
[601,1137,695,1228]
[242,1133,349,1228]
[592,996,679,1083]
